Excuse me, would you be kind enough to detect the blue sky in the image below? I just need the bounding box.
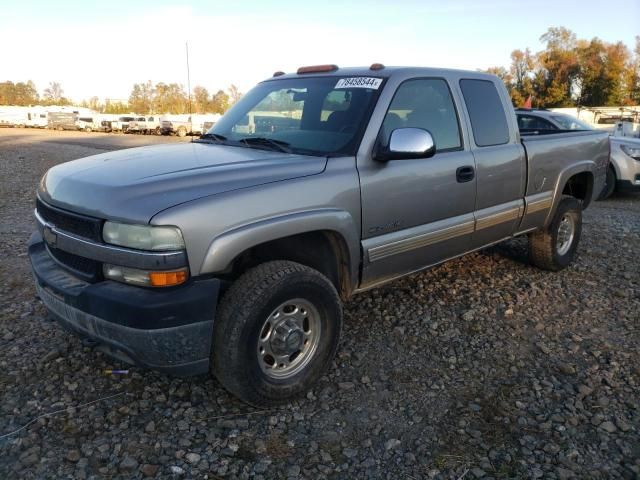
[1,0,638,101]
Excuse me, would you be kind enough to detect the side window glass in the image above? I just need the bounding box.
[380,78,461,151]
[460,79,509,146]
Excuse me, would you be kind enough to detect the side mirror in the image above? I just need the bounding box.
[374,127,436,161]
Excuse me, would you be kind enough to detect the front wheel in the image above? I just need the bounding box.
[528,196,582,271]
[211,261,342,406]
[177,126,187,137]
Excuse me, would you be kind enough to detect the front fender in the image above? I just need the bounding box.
[199,209,360,289]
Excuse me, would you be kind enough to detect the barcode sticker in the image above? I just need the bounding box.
[335,77,383,90]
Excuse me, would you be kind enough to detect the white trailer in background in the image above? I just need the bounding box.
[26,107,48,128]
[0,106,29,127]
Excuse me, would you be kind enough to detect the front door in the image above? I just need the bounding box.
[358,78,477,289]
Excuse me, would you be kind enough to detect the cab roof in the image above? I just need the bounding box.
[262,65,500,83]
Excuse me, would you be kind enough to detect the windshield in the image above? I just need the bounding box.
[208,76,384,156]
[551,114,593,130]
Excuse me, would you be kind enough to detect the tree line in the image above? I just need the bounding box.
[0,80,243,114]
[0,81,71,106]
[3,27,639,112]
[486,27,640,108]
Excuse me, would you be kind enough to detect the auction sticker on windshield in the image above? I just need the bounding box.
[335,77,383,89]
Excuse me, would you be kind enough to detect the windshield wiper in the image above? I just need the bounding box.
[197,132,228,142]
[238,137,292,153]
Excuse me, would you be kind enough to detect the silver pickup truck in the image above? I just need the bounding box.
[29,65,608,405]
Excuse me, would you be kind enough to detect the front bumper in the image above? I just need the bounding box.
[28,232,220,376]
[617,178,640,193]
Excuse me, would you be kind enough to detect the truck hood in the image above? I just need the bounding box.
[39,142,327,223]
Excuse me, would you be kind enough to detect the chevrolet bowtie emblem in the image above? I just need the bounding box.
[43,225,57,248]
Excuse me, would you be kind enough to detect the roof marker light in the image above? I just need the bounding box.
[273,71,285,77]
[297,64,339,74]
[370,63,385,71]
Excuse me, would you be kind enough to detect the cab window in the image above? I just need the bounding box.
[380,78,461,151]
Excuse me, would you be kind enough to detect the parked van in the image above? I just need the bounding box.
[76,116,99,132]
[110,116,136,133]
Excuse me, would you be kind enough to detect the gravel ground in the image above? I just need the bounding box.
[0,128,638,479]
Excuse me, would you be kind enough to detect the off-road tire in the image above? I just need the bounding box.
[177,127,187,137]
[211,261,342,406]
[528,196,582,271]
[597,166,616,200]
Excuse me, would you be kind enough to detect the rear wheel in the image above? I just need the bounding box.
[177,126,187,137]
[597,166,616,200]
[528,196,582,271]
[154,126,161,135]
[211,261,342,406]
[84,126,92,132]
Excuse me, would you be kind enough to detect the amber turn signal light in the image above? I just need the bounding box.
[149,270,188,287]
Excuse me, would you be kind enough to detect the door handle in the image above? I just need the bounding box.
[456,166,475,183]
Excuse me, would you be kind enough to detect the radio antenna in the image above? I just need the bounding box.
[185,41,193,141]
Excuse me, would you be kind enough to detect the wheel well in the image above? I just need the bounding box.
[562,171,594,208]
[227,231,352,300]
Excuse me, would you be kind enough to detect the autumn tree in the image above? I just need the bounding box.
[509,49,535,106]
[0,80,40,105]
[152,82,188,113]
[129,81,154,114]
[534,27,580,107]
[623,36,640,105]
[210,90,230,114]
[103,100,130,114]
[193,85,210,113]
[574,39,630,106]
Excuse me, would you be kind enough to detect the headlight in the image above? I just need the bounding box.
[103,264,188,287]
[103,222,185,251]
[621,144,640,161]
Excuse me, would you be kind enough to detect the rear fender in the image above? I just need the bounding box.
[545,161,595,226]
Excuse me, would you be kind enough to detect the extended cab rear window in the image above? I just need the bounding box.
[459,79,509,147]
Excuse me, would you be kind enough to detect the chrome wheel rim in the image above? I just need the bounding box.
[257,299,321,379]
[556,214,575,256]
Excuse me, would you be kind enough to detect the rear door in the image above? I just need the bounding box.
[458,79,526,247]
[358,77,477,289]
